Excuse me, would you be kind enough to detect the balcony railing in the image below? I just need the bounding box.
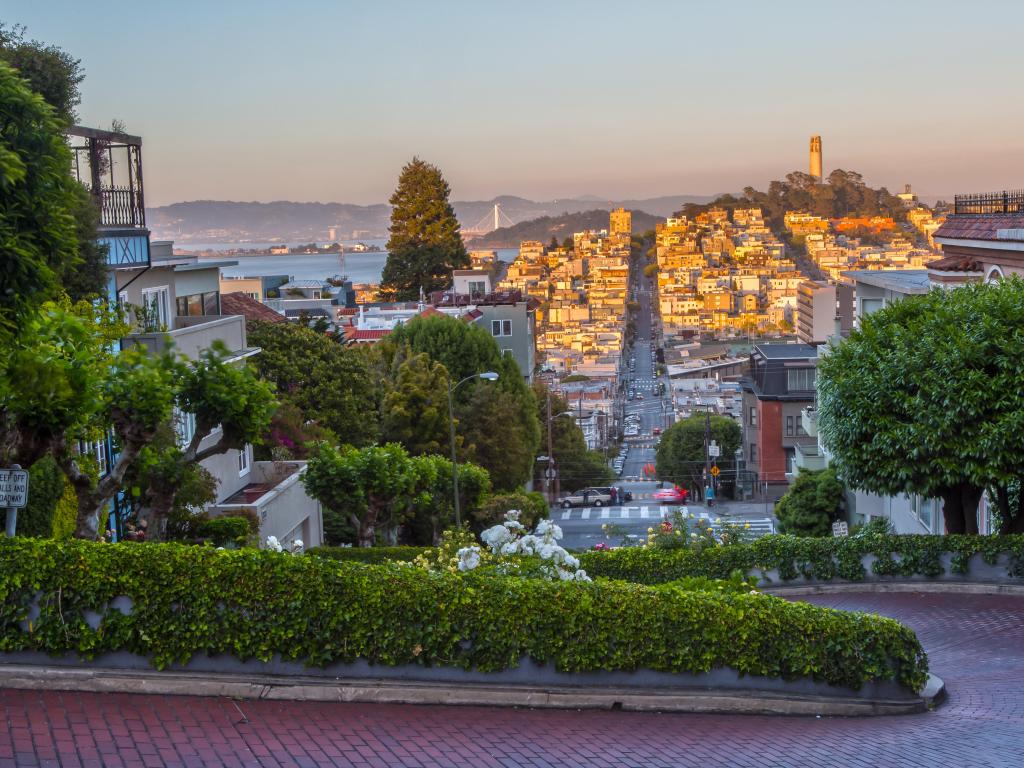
[97,185,146,228]
[67,125,147,229]
[953,190,1024,215]
[123,315,250,361]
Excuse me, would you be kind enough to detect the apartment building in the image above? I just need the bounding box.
[795,280,854,344]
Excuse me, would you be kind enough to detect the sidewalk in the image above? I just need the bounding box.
[688,500,778,520]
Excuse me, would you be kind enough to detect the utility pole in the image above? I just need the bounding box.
[546,391,557,504]
[703,408,712,506]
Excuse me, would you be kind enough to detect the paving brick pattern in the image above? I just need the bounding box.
[1,592,1022,767]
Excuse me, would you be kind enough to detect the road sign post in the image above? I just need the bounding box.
[1,464,29,538]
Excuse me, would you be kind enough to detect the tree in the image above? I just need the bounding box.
[247,320,378,446]
[818,279,1024,534]
[533,382,612,492]
[15,456,67,537]
[385,315,541,490]
[548,235,559,251]
[407,453,490,545]
[655,414,741,493]
[0,27,107,301]
[472,492,548,534]
[775,467,844,536]
[0,61,80,334]
[379,157,468,300]
[380,350,451,456]
[304,442,423,547]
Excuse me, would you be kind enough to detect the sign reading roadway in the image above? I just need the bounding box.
[0,468,29,509]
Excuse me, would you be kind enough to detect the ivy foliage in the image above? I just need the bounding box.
[578,534,1024,585]
[0,538,927,692]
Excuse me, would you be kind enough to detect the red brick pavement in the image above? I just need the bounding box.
[1,592,1022,767]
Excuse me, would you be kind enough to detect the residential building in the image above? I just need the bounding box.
[796,280,854,344]
[932,191,1024,282]
[740,344,819,496]
[609,207,632,236]
[67,124,323,549]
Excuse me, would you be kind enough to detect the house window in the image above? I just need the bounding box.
[468,281,486,295]
[491,319,513,337]
[312,290,322,300]
[92,440,108,476]
[174,409,196,448]
[748,406,757,427]
[175,291,220,318]
[912,496,934,530]
[786,368,816,392]
[238,445,251,476]
[140,286,170,328]
[786,415,794,436]
[502,348,514,358]
[749,443,757,463]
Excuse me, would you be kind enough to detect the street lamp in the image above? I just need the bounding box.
[448,371,498,528]
[543,396,577,505]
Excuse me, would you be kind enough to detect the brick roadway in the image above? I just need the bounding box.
[1,592,1022,768]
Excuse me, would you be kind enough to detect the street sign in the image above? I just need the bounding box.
[708,442,721,458]
[710,465,720,477]
[0,468,29,509]
[832,521,849,538]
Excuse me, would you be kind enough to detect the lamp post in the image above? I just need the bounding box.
[448,371,498,528]
[543,390,577,504]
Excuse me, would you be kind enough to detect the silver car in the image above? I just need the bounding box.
[559,488,613,508]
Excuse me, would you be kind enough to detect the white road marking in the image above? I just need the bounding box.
[601,508,610,519]
[620,507,630,519]
[561,509,571,520]
[639,507,649,519]
[581,508,591,520]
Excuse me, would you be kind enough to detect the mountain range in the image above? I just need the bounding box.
[146,194,716,243]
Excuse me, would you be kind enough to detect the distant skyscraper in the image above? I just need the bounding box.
[809,135,823,180]
[609,207,631,236]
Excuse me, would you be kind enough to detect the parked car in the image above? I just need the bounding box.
[559,488,613,508]
[652,427,661,436]
[653,486,688,505]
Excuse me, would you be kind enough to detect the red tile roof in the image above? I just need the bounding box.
[927,254,983,273]
[934,213,1024,242]
[221,292,287,324]
[342,327,392,343]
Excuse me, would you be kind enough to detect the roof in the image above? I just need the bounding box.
[285,308,329,318]
[342,327,392,343]
[220,292,287,324]
[841,269,932,293]
[926,255,984,273]
[753,343,817,360]
[279,280,326,290]
[174,259,238,272]
[934,213,1024,242]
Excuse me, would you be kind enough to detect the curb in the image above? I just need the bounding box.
[765,582,1024,597]
[0,664,939,717]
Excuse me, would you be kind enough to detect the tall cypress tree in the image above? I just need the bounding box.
[380,157,468,301]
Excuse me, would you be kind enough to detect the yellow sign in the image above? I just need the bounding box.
[710,465,720,477]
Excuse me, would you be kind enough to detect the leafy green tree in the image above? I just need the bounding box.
[534,382,611,492]
[16,456,67,537]
[303,442,425,547]
[0,61,80,333]
[655,414,741,493]
[247,320,378,446]
[380,350,451,456]
[0,27,107,301]
[548,235,559,251]
[818,279,1024,534]
[380,157,468,300]
[407,453,490,544]
[386,315,540,489]
[775,467,845,536]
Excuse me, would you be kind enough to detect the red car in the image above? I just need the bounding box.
[653,486,688,504]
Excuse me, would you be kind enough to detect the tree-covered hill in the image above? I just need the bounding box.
[469,209,662,248]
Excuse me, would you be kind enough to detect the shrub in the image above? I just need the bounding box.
[579,534,1024,585]
[50,484,78,540]
[196,516,254,548]
[17,457,66,538]
[775,467,845,537]
[308,546,427,564]
[0,537,927,692]
[471,492,548,533]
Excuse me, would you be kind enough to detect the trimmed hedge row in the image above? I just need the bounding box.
[578,534,1024,585]
[0,538,927,692]
[307,546,427,564]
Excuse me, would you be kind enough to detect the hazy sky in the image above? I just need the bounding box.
[9,0,1023,206]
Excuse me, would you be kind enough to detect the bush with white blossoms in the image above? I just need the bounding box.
[264,536,304,554]
[478,511,590,582]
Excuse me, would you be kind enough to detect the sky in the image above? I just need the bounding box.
[8,0,1024,206]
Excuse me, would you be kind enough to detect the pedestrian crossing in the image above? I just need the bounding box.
[557,506,776,536]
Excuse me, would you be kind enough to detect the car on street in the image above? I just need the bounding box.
[653,487,688,505]
[652,427,661,436]
[559,488,613,508]
[591,486,632,504]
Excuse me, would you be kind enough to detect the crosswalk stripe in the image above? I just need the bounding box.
[581,508,590,520]
[620,508,630,519]
[639,508,648,519]
[601,508,609,519]
[561,509,571,520]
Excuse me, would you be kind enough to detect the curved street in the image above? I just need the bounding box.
[1,591,1021,767]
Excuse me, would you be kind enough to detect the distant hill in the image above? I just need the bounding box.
[468,209,663,248]
[147,194,712,243]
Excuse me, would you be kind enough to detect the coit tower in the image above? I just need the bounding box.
[809,135,822,180]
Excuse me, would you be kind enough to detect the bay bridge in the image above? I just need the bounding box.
[462,203,518,238]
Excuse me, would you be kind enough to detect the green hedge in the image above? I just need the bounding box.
[578,534,1024,585]
[307,546,427,563]
[0,538,927,692]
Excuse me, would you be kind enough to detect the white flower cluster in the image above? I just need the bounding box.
[456,546,481,572]
[478,511,590,582]
[265,536,304,554]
